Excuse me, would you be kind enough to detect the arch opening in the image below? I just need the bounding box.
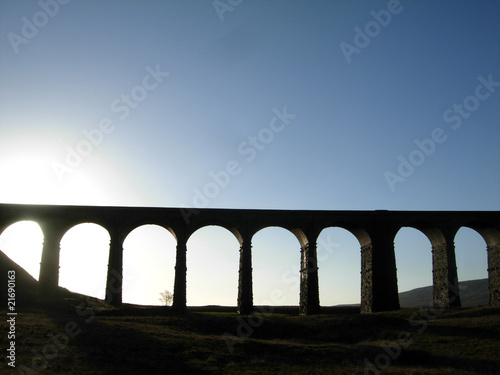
[454,227,488,306]
[317,227,361,306]
[186,225,240,306]
[469,226,500,248]
[123,224,177,306]
[394,227,433,307]
[252,226,302,307]
[455,227,488,282]
[59,223,110,299]
[0,221,44,281]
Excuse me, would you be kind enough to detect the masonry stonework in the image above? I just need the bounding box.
[360,243,373,314]
[1,204,499,315]
[105,233,124,307]
[237,240,253,315]
[173,238,187,313]
[299,242,320,315]
[432,241,461,307]
[488,243,500,306]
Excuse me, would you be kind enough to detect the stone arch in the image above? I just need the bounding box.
[122,224,177,305]
[317,222,372,249]
[314,222,373,313]
[464,225,500,249]
[59,222,111,299]
[316,226,362,306]
[394,227,434,305]
[396,222,445,248]
[456,224,500,306]
[251,224,308,248]
[395,222,460,307]
[251,226,305,307]
[454,227,488,281]
[121,221,178,244]
[186,221,242,246]
[0,220,44,280]
[454,226,488,306]
[186,225,241,306]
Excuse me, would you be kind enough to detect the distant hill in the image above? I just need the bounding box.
[399,278,489,307]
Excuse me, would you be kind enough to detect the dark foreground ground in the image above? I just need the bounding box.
[1,297,500,375]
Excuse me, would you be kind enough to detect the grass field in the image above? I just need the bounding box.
[2,296,500,375]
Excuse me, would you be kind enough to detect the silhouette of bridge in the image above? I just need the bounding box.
[1,203,499,314]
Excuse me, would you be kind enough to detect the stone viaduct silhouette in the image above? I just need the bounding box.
[1,203,499,315]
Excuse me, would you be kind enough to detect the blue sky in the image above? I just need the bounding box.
[0,0,498,306]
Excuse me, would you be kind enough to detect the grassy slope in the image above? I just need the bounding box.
[1,252,498,374]
[0,250,39,308]
[1,300,499,375]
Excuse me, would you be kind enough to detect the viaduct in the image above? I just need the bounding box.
[1,203,499,315]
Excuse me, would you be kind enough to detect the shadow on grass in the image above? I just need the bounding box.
[44,308,220,375]
[421,321,500,341]
[37,300,500,375]
[393,349,500,374]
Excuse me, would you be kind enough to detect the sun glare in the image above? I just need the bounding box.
[186,226,239,306]
[59,223,110,299]
[123,225,177,306]
[0,221,43,280]
[0,157,54,204]
[0,156,111,206]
